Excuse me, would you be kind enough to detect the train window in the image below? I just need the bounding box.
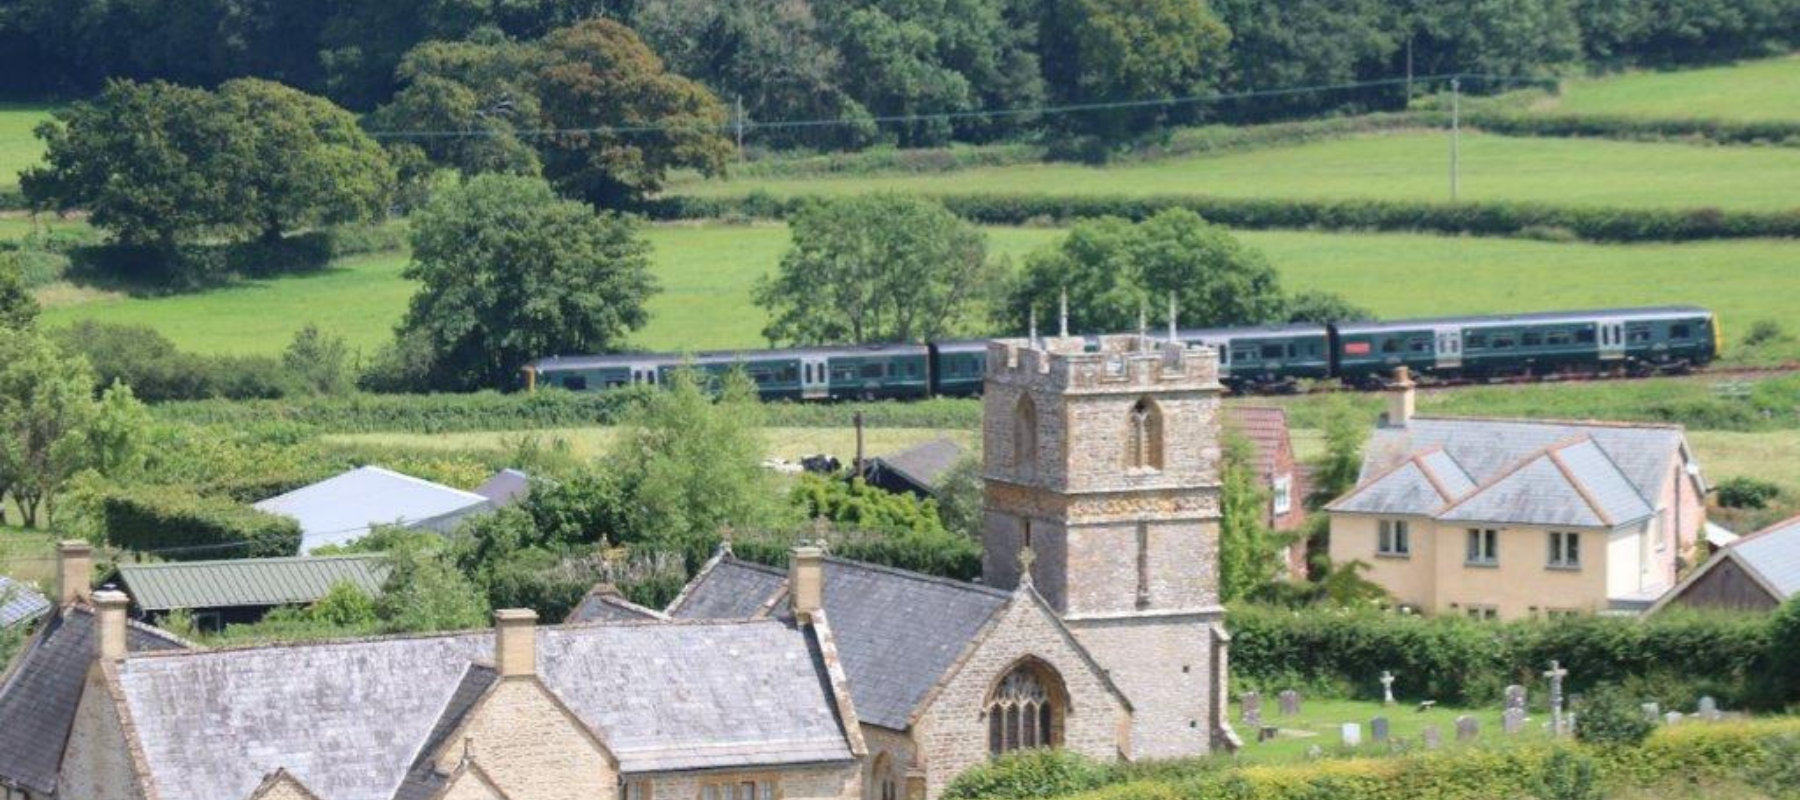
[1671,324,1691,340]
[860,363,885,379]
[1576,329,1595,344]
[1546,331,1572,346]
[1233,347,1258,362]
[1491,335,1515,349]
[1522,332,1543,347]
[1409,338,1431,353]
[1381,339,1402,354]
[563,376,588,391]
[833,366,856,382]
[780,367,797,382]
[1628,327,1651,343]
[1261,344,1284,359]
[1465,333,1487,348]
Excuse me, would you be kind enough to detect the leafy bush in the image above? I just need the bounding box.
[1717,476,1782,510]
[1534,748,1602,800]
[943,749,1108,800]
[100,486,302,559]
[1742,320,1789,348]
[1575,685,1656,746]
[51,321,293,402]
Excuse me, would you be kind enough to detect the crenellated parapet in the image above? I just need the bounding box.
[985,335,1220,394]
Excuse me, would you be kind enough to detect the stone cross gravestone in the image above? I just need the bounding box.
[1279,690,1302,716]
[1371,716,1390,742]
[1456,715,1480,742]
[1642,702,1661,722]
[1503,708,1526,735]
[1504,684,1527,711]
[1380,671,1397,706]
[1421,725,1443,750]
[1665,711,1684,726]
[1341,722,1363,747]
[1543,661,1569,736]
[1241,692,1262,727]
[1698,696,1720,721]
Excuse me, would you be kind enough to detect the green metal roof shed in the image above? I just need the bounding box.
[115,555,389,613]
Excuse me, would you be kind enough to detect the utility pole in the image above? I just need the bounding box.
[1405,38,1414,101]
[734,95,746,158]
[1449,77,1461,203]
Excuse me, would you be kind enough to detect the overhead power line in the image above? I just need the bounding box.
[363,72,1550,141]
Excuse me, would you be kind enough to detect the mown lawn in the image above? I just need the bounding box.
[671,131,1800,212]
[37,223,1800,363]
[0,104,52,192]
[1543,55,1800,122]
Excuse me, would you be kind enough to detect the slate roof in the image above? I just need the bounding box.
[254,466,494,553]
[0,575,49,629]
[862,439,967,495]
[1724,515,1800,599]
[1224,406,1290,479]
[0,605,188,794]
[473,468,534,508]
[393,664,499,800]
[566,586,669,623]
[670,554,1013,730]
[117,555,389,612]
[666,556,789,621]
[1334,417,1687,529]
[112,619,855,800]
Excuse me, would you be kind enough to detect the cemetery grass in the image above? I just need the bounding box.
[669,131,1800,212]
[0,104,51,192]
[1227,697,1545,765]
[35,222,1800,367]
[1538,55,1800,122]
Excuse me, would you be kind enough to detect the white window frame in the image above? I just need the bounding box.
[1377,519,1411,557]
[1465,528,1499,566]
[1272,474,1293,516]
[1547,531,1581,570]
[1464,605,1499,621]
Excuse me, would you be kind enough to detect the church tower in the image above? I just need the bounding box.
[981,333,1234,758]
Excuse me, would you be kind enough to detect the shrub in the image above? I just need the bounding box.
[1534,748,1602,800]
[1717,476,1781,510]
[1742,320,1789,348]
[1575,685,1655,746]
[943,749,1108,800]
[100,486,302,559]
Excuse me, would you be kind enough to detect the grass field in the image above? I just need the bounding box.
[0,105,51,192]
[325,425,974,464]
[673,131,1800,211]
[1542,55,1800,122]
[37,223,1800,361]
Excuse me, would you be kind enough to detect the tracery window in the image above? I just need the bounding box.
[986,662,1064,756]
[1126,398,1164,471]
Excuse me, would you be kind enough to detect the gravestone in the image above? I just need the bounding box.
[1259,725,1279,743]
[1306,745,1324,760]
[1380,670,1397,706]
[1503,708,1526,735]
[1504,685,1527,711]
[1241,692,1263,727]
[1371,716,1390,742]
[1421,725,1443,750]
[1543,661,1569,736]
[1456,715,1480,742]
[1279,690,1302,716]
[1642,702,1661,722]
[1664,711,1684,726]
[1341,722,1363,747]
[1698,696,1720,721]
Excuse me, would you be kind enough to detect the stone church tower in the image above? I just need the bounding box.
[981,333,1233,758]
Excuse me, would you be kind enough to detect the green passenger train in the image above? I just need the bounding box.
[524,306,1719,399]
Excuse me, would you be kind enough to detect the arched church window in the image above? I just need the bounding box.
[870,753,899,800]
[1013,394,1038,479]
[986,661,1064,756]
[1127,397,1164,471]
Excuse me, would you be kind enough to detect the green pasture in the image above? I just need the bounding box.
[324,425,974,464]
[37,223,1800,363]
[0,105,51,192]
[672,131,1800,212]
[1543,55,1800,122]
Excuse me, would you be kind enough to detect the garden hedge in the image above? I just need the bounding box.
[101,486,302,560]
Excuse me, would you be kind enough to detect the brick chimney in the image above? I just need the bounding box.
[495,609,539,678]
[790,546,824,619]
[94,589,129,661]
[58,540,93,605]
[1386,367,1416,428]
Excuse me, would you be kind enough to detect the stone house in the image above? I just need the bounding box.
[1325,375,1706,620]
[1223,406,1308,579]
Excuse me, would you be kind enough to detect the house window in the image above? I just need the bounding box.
[1377,519,1410,557]
[1547,531,1581,569]
[1466,528,1498,566]
[701,779,775,800]
[1272,474,1293,516]
[986,661,1064,756]
[1464,605,1499,621]
[626,781,653,800]
[1545,608,1581,620]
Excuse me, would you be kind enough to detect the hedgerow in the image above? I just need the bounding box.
[100,486,302,560]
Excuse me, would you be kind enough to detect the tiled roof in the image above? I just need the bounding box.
[117,555,389,612]
[1439,439,1653,528]
[113,619,855,800]
[670,554,1012,730]
[566,586,668,623]
[864,439,967,493]
[1224,406,1290,479]
[666,556,789,620]
[254,466,494,554]
[1728,515,1800,600]
[0,606,187,794]
[0,576,49,629]
[1328,451,1468,516]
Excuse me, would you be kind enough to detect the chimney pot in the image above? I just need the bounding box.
[790,546,825,619]
[58,540,93,605]
[94,589,129,661]
[495,609,539,678]
[1387,367,1416,428]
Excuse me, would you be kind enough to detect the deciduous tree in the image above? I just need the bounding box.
[1037,0,1230,140]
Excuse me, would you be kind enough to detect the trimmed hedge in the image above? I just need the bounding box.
[649,192,1800,243]
[1229,604,1778,709]
[1465,110,1800,147]
[102,486,302,560]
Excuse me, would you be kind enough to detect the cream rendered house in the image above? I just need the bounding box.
[1326,375,1706,620]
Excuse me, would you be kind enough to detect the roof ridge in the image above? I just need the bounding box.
[356,465,492,502]
[1437,437,1588,518]
[819,555,1013,599]
[1326,445,1447,511]
[1544,439,1616,528]
[1572,432,1658,511]
[117,553,385,570]
[1409,451,1457,504]
[1413,414,1685,432]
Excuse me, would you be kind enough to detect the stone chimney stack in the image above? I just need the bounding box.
[790,546,824,619]
[1387,367,1416,428]
[94,589,129,661]
[58,540,93,605]
[495,609,539,678]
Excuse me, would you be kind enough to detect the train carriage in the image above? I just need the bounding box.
[1179,324,1332,393]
